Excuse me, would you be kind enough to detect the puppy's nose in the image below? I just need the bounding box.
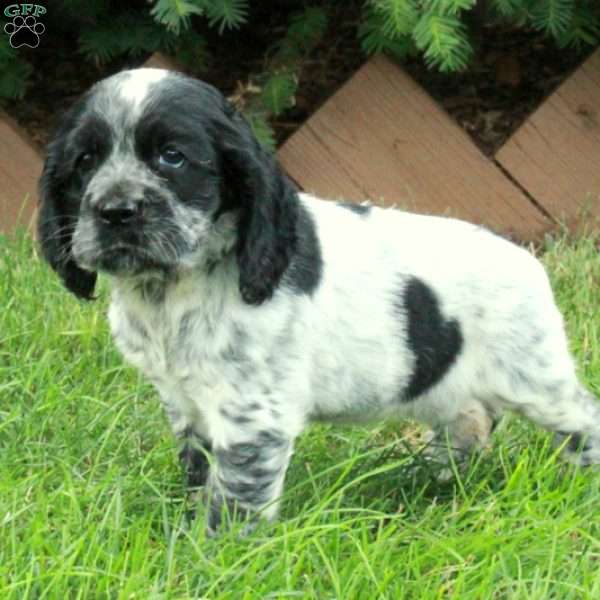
[97,199,142,226]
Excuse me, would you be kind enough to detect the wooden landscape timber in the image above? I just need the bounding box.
[0,111,42,235]
[2,51,598,241]
[278,55,551,242]
[496,48,600,230]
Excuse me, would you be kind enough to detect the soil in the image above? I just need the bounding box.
[2,2,595,157]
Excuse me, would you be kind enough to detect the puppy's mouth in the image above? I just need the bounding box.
[74,239,175,275]
[97,244,158,273]
[71,207,203,276]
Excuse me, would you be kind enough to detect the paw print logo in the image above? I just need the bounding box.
[4,15,45,49]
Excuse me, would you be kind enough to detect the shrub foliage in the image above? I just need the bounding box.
[360,0,600,71]
[1,0,599,145]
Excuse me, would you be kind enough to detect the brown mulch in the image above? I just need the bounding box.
[2,3,595,157]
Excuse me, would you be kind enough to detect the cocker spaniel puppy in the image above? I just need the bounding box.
[39,68,600,534]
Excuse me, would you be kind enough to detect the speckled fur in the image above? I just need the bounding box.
[38,68,600,535]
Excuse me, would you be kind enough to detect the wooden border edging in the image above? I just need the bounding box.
[278,55,550,242]
[496,48,600,228]
[0,110,42,235]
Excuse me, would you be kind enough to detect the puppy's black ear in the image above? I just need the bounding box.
[38,131,97,300]
[217,103,298,305]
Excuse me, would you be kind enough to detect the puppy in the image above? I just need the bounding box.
[38,68,600,534]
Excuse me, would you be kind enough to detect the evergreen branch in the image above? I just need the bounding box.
[413,11,472,71]
[374,0,419,37]
[359,2,417,58]
[260,71,298,117]
[151,0,204,35]
[489,0,523,17]
[79,14,178,64]
[244,110,277,152]
[272,6,329,63]
[203,0,248,34]
[423,0,477,17]
[529,0,574,38]
[554,4,600,48]
[285,7,328,54]
[171,29,209,71]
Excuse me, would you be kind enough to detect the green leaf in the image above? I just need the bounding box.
[172,30,209,71]
[529,0,574,39]
[203,0,248,34]
[412,11,473,71]
[359,2,417,58]
[285,7,329,53]
[151,0,204,35]
[244,111,276,152]
[554,4,600,49]
[489,0,523,18]
[273,6,329,64]
[373,0,419,37]
[79,14,177,64]
[423,0,477,16]
[261,72,298,117]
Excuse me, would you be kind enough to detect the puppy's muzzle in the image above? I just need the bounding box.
[96,196,144,227]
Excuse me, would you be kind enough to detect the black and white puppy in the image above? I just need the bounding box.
[39,68,600,533]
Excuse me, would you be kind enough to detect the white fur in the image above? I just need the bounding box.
[107,194,600,522]
[116,68,168,110]
[40,67,599,532]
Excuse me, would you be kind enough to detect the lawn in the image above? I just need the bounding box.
[1,230,599,599]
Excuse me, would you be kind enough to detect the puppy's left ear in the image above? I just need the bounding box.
[38,135,97,300]
[217,103,298,305]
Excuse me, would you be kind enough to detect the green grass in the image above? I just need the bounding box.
[1,231,599,599]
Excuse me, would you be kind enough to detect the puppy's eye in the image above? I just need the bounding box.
[159,147,186,169]
[77,152,96,172]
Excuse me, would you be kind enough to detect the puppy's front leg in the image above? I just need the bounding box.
[179,429,212,489]
[206,430,293,535]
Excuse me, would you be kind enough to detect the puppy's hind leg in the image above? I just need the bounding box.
[424,400,499,480]
[497,373,600,466]
[545,385,600,466]
[483,299,600,465]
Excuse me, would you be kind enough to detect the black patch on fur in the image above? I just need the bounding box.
[135,81,222,217]
[283,202,323,296]
[337,201,371,215]
[179,435,212,489]
[399,277,463,400]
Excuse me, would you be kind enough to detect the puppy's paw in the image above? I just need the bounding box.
[205,490,257,538]
[555,431,600,466]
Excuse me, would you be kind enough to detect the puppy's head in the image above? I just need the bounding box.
[38,68,297,304]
